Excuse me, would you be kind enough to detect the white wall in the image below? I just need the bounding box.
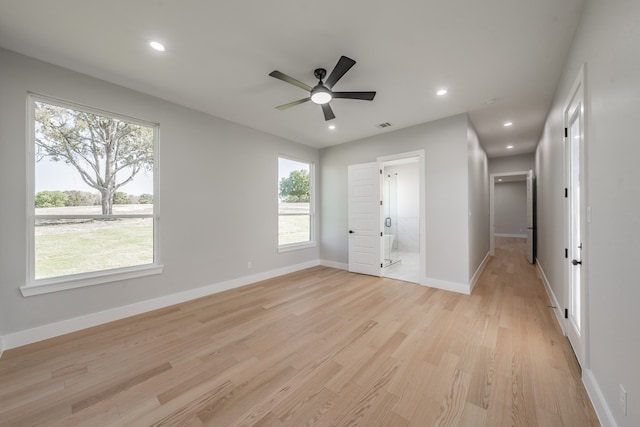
[488,153,534,175]
[0,48,319,342]
[320,113,487,292]
[384,163,419,253]
[494,181,527,236]
[535,1,640,425]
[466,122,490,283]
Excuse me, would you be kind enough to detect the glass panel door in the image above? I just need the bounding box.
[383,173,398,267]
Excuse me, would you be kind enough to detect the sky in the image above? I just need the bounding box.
[35,157,153,195]
[278,157,309,181]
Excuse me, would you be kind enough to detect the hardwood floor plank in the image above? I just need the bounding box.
[0,239,600,426]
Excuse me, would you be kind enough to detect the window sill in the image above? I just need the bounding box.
[20,264,164,297]
[277,241,316,253]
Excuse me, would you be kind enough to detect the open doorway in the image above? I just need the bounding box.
[378,152,424,284]
[489,170,534,263]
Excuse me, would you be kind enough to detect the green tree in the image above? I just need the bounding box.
[35,190,69,208]
[138,193,153,204]
[64,190,99,206]
[113,192,130,204]
[35,102,153,215]
[279,169,310,202]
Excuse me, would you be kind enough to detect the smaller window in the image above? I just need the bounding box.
[278,156,314,250]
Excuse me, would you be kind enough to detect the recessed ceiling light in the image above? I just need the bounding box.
[149,41,166,52]
[503,121,513,127]
[498,178,503,182]
[506,145,514,149]
[436,89,448,96]
[328,124,336,130]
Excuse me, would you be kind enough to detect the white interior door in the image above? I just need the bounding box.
[348,162,382,276]
[565,68,587,367]
[526,170,534,263]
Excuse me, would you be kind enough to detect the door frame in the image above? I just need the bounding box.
[377,150,425,285]
[489,170,532,257]
[563,63,589,368]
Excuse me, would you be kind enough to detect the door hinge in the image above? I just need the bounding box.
[565,248,568,258]
[380,169,383,174]
[564,308,568,319]
[380,232,383,237]
[381,263,383,268]
[564,188,568,198]
[564,127,568,138]
[380,200,383,206]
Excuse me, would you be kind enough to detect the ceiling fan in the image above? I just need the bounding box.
[269,55,376,121]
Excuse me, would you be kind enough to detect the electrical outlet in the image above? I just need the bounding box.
[619,384,627,416]
[247,261,252,269]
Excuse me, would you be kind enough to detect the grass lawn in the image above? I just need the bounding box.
[35,212,310,280]
[278,215,311,246]
[35,218,153,279]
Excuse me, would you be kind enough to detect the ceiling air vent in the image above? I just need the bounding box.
[377,122,393,128]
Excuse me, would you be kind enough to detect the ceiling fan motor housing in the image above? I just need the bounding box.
[314,68,327,81]
[269,56,376,120]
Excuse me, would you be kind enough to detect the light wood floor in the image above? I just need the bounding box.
[0,238,599,426]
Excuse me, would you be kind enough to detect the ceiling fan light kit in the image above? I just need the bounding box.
[269,56,376,121]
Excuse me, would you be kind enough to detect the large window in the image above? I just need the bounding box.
[22,95,161,296]
[278,156,314,250]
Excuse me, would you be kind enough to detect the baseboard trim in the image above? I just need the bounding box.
[469,251,490,294]
[495,233,527,238]
[422,276,471,295]
[319,259,348,271]
[535,259,566,334]
[583,368,618,427]
[0,260,320,352]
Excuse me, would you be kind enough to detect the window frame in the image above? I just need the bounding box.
[277,154,315,252]
[21,94,162,297]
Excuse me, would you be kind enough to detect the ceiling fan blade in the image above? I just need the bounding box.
[324,56,356,89]
[332,91,376,101]
[269,71,312,92]
[321,104,335,121]
[276,98,311,110]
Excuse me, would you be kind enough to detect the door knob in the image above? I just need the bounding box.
[349,230,355,234]
[572,259,582,265]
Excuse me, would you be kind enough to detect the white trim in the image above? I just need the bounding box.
[0,336,4,359]
[320,259,348,270]
[469,251,490,293]
[563,63,589,368]
[20,265,164,297]
[3,260,319,351]
[422,276,471,295]
[583,369,617,427]
[277,241,316,253]
[495,233,527,238]
[536,259,566,334]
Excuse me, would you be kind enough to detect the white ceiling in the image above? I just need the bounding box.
[0,0,584,157]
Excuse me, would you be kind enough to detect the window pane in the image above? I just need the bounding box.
[278,157,312,246]
[34,101,154,215]
[32,98,157,282]
[278,215,311,246]
[35,217,153,280]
